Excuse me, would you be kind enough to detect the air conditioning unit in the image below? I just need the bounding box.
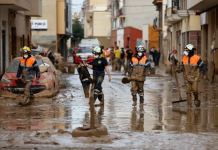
[201,12,208,25]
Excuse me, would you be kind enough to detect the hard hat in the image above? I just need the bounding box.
[184,44,195,51]
[137,45,145,52]
[93,46,102,54]
[22,46,31,53]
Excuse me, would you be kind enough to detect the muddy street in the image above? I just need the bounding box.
[1,69,218,149]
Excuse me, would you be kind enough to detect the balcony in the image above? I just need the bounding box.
[0,0,30,11]
[188,0,218,11]
[25,0,42,17]
[165,0,194,25]
[153,0,162,5]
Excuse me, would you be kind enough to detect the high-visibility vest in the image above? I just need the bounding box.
[182,55,200,66]
[20,57,36,68]
[131,56,148,66]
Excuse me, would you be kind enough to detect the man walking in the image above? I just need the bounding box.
[124,46,133,75]
[16,46,40,105]
[120,47,125,71]
[175,44,207,107]
[114,46,121,71]
[128,45,151,107]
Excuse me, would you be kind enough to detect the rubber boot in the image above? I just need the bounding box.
[98,93,104,106]
[94,93,98,105]
[139,96,144,108]
[187,94,192,107]
[193,92,200,107]
[132,95,137,106]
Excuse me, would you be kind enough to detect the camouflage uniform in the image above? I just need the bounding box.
[17,56,40,105]
[128,54,151,105]
[176,54,206,107]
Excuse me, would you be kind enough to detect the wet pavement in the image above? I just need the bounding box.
[1,66,218,149]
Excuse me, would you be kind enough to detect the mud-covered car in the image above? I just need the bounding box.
[0,55,60,98]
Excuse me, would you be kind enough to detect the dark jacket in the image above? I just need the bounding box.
[48,53,55,64]
[17,56,40,81]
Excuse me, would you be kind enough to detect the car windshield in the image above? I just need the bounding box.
[77,49,92,53]
[7,59,49,73]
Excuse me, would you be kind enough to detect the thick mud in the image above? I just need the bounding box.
[1,66,218,149]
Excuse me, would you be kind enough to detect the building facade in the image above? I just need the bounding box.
[188,0,218,82]
[165,0,201,63]
[83,0,111,48]
[110,0,158,53]
[153,0,168,64]
[0,0,42,74]
[31,0,72,59]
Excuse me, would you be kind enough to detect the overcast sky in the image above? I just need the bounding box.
[71,0,84,13]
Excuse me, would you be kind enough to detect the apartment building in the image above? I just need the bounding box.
[110,0,158,53]
[165,0,201,62]
[153,0,168,64]
[83,0,111,47]
[0,0,42,74]
[31,0,72,59]
[188,0,218,82]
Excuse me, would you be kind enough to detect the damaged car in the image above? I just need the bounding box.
[0,55,60,98]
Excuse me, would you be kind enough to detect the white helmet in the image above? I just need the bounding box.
[184,44,195,51]
[137,45,145,52]
[93,46,102,54]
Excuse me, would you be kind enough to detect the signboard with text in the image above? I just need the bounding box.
[31,20,48,30]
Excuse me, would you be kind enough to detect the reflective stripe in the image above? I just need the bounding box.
[145,62,150,66]
[20,65,33,68]
[133,63,147,66]
[184,64,198,67]
[82,78,89,81]
[199,61,204,67]
[182,55,200,65]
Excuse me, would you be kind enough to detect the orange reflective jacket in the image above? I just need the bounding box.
[132,56,148,66]
[20,57,36,68]
[130,56,150,81]
[182,55,200,66]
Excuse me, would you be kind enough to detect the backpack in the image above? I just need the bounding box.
[168,53,172,61]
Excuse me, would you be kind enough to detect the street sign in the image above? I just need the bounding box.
[31,20,48,30]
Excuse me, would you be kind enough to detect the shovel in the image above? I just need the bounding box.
[172,61,187,106]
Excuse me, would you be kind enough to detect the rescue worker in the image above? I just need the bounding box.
[114,46,121,71]
[175,44,207,107]
[16,46,40,105]
[86,46,111,105]
[128,45,151,106]
[120,47,125,71]
[108,47,115,71]
[169,50,178,76]
[124,46,133,75]
[100,46,106,58]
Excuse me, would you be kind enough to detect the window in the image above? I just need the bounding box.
[66,5,68,28]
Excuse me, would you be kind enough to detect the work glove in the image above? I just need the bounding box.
[36,78,40,84]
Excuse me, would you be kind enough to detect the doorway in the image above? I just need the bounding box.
[2,30,6,73]
[11,27,17,59]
